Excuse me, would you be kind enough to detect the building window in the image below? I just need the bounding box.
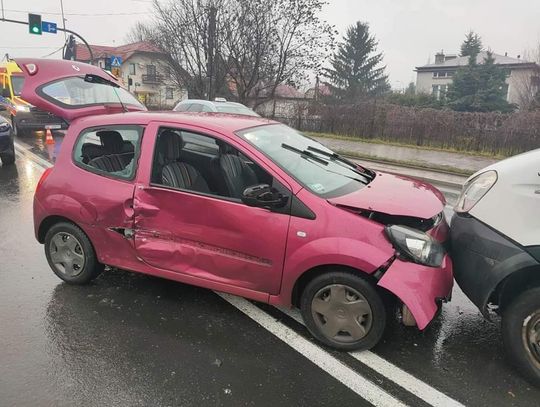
[147,65,156,76]
[129,63,136,75]
[164,65,172,78]
[165,87,174,100]
[432,85,439,97]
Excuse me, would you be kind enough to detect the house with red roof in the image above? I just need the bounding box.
[75,41,187,109]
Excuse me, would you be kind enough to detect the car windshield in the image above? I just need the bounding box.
[238,124,371,197]
[10,75,24,96]
[40,76,144,109]
[216,104,258,116]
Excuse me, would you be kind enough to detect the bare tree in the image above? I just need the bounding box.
[128,0,333,103]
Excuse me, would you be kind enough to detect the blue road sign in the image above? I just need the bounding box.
[41,21,57,34]
[110,56,123,67]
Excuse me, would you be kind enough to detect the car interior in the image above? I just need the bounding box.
[79,130,136,174]
[151,128,272,199]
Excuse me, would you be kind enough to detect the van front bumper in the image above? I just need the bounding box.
[450,213,539,317]
[13,111,66,131]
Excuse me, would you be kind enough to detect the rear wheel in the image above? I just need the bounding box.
[300,271,386,351]
[502,288,540,386]
[44,222,104,284]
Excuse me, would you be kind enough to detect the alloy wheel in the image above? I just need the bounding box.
[523,311,540,368]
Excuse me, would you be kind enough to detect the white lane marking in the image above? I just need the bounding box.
[278,307,465,407]
[22,140,463,407]
[218,293,408,407]
[14,140,53,169]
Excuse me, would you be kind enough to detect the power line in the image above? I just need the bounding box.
[0,45,63,49]
[3,9,148,17]
[41,45,65,58]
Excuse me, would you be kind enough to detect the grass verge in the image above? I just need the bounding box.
[334,148,475,177]
[306,131,506,160]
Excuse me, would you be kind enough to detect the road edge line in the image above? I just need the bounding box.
[218,293,408,407]
[277,307,465,407]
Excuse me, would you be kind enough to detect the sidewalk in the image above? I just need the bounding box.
[312,136,499,174]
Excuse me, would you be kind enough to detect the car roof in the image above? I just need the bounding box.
[178,99,248,108]
[72,111,277,134]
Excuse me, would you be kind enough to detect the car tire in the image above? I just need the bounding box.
[44,222,104,285]
[502,287,540,386]
[11,116,25,137]
[300,271,386,351]
[0,146,15,165]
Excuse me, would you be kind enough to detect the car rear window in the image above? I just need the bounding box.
[72,125,143,180]
[40,76,144,109]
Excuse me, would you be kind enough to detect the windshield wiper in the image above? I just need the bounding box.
[306,146,375,179]
[281,143,368,185]
[281,143,329,165]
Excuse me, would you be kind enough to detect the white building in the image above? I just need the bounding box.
[415,51,539,106]
[75,41,187,109]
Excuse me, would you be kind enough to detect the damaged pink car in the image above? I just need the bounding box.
[25,58,453,351]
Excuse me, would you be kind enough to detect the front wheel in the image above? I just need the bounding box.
[502,288,540,386]
[300,271,386,351]
[44,222,104,284]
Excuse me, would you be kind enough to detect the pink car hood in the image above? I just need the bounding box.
[328,172,445,219]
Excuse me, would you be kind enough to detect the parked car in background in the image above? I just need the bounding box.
[452,149,540,385]
[0,115,14,166]
[173,98,259,117]
[0,61,67,136]
[20,58,453,352]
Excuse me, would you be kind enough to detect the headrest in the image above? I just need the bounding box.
[97,130,124,153]
[160,130,185,162]
[216,139,236,155]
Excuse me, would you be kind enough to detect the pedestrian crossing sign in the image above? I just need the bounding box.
[110,56,123,67]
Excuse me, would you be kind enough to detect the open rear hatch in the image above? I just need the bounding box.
[14,58,146,122]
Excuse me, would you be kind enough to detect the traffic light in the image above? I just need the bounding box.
[28,14,42,35]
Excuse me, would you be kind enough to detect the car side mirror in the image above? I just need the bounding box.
[242,184,289,209]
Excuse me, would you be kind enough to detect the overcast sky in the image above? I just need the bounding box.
[1,0,539,89]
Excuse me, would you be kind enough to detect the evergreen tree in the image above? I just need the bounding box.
[324,21,390,102]
[460,31,483,57]
[446,51,515,112]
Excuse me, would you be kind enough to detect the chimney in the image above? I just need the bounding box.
[505,52,508,56]
[435,51,445,64]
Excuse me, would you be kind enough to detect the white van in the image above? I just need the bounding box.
[451,149,540,385]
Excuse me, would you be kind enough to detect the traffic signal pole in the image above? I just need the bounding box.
[0,17,94,63]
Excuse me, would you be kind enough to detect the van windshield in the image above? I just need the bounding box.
[10,75,24,96]
[238,124,372,198]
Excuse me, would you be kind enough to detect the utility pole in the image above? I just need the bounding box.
[59,0,67,41]
[206,5,217,101]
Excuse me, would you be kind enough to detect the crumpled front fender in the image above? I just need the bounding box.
[377,255,453,329]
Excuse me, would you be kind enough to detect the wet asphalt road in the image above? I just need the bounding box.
[1,133,540,406]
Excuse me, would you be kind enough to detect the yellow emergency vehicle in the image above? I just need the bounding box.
[0,61,66,135]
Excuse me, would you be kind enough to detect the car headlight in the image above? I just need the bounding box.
[385,225,446,267]
[16,104,30,112]
[455,170,497,213]
[0,122,10,132]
